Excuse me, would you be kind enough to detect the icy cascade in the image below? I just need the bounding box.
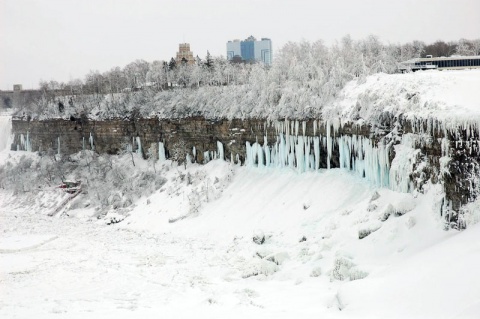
[244,119,401,190]
[388,134,419,193]
[246,132,392,188]
[17,131,32,152]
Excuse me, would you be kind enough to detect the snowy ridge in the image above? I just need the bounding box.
[328,69,480,130]
[3,159,479,318]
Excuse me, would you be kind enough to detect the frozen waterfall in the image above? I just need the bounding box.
[244,120,406,192]
[0,115,12,152]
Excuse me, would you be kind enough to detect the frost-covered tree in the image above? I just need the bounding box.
[124,59,149,88]
[146,60,167,90]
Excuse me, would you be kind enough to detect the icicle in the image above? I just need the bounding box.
[136,137,142,155]
[295,136,305,173]
[305,136,311,171]
[57,137,61,155]
[158,142,166,162]
[246,142,254,167]
[217,141,224,160]
[326,123,332,169]
[20,134,25,150]
[26,131,31,152]
[89,133,94,150]
[288,135,296,167]
[279,134,286,168]
[264,135,270,167]
[192,146,196,162]
[204,151,210,164]
[313,136,320,170]
[332,118,341,138]
[302,121,306,136]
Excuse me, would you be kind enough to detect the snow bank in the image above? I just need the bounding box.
[339,222,480,319]
[329,69,480,128]
[1,155,479,318]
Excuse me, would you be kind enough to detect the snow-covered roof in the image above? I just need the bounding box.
[401,55,480,64]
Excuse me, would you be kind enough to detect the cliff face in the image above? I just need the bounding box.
[10,116,477,227]
[11,117,372,166]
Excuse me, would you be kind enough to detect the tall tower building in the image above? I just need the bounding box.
[176,43,195,65]
[227,36,272,65]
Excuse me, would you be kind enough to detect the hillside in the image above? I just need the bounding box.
[1,158,479,318]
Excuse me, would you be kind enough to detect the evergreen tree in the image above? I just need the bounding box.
[168,58,177,71]
[205,51,213,69]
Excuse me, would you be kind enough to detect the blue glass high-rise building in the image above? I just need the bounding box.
[240,39,255,62]
[227,36,272,65]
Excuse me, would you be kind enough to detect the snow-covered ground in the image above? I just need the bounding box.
[327,69,480,127]
[1,158,479,318]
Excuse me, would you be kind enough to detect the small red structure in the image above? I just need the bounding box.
[58,180,81,194]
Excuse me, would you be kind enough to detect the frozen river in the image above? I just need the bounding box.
[0,197,332,318]
[2,162,480,318]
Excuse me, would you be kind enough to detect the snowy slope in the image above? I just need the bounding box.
[2,158,479,318]
[326,69,480,127]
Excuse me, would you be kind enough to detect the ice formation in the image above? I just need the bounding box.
[203,151,210,164]
[0,116,12,152]
[17,132,32,152]
[89,133,94,150]
[158,142,166,162]
[243,120,427,192]
[217,141,224,161]
[136,137,142,155]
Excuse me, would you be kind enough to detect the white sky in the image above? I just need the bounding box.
[1,0,479,90]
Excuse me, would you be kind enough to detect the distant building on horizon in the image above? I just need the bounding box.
[227,36,272,65]
[176,43,195,65]
[398,55,480,72]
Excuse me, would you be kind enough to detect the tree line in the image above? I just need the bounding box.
[18,36,480,120]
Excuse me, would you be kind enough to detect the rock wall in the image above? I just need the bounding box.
[11,117,371,166]
[10,116,477,226]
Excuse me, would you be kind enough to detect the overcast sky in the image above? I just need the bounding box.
[1,0,479,90]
